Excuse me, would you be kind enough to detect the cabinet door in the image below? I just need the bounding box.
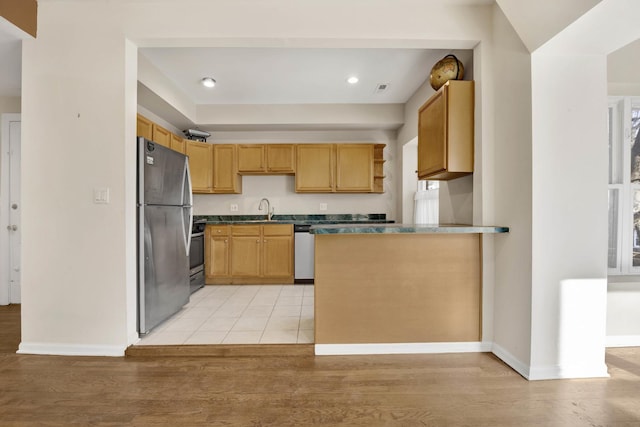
[230,225,261,278]
[335,144,374,192]
[170,134,186,154]
[417,80,474,180]
[263,235,293,279]
[136,114,153,140]
[185,141,213,193]
[237,145,265,173]
[213,144,242,193]
[418,90,447,178]
[205,226,230,281]
[266,144,295,173]
[295,144,334,192]
[152,124,172,149]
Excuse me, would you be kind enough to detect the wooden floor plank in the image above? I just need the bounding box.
[2,305,640,425]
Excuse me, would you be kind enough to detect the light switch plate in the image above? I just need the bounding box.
[230,204,239,212]
[93,187,110,204]
[319,203,327,211]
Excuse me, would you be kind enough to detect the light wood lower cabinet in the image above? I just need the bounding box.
[205,224,293,285]
[262,226,294,279]
[230,225,262,278]
[205,225,231,283]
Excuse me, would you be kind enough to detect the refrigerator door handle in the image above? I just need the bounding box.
[183,157,193,256]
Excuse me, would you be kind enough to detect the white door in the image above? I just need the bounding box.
[1,114,21,304]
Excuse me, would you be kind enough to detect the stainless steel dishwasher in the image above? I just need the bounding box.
[294,224,314,284]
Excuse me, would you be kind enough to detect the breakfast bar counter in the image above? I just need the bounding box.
[310,223,509,355]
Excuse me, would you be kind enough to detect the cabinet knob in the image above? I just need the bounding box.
[264,240,267,243]
[217,229,221,233]
[256,239,260,243]
[224,239,228,243]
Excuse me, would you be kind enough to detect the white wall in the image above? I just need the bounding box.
[606,282,640,346]
[488,5,533,374]
[20,4,133,355]
[401,139,417,224]
[193,130,396,218]
[526,0,640,380]
[529,54,609,380]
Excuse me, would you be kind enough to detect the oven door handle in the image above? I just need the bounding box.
[191,232,205,238]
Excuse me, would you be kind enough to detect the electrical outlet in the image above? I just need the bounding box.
[319,203,328,211]
[230,204,239,212]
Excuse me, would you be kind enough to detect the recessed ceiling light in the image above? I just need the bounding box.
[201,77,216,88]
[347,76,359,84]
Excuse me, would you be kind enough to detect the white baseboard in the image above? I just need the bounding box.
[528,363,609,380]
[492,343,610,380]
[128,331,141,346]
[17,342,126,357]
[491,342,530,379]
[606,335,640,347]
[314,341,492,356]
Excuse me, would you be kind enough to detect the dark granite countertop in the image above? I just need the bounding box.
[309,223,509,234]
[194,213,393,225]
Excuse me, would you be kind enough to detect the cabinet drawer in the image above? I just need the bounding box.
[231,225,261,236]
[208,225,229,236]
[263,224,293,236]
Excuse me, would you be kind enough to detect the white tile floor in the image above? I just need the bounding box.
[137,284,314,345]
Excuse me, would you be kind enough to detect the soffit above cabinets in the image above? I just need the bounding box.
[139,47,458,105]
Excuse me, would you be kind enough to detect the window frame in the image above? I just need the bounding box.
[608,96,640,275]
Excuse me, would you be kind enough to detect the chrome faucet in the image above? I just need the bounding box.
[258,198,274,221]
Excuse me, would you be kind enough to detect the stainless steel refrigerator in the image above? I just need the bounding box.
[137,137,192,335]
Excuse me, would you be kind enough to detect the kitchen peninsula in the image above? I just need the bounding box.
[311,223,508,355]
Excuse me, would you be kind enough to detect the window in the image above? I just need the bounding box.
[608,97,640,274]
[414,180,439,224]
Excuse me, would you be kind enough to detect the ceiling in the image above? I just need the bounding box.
[139,47,460,105]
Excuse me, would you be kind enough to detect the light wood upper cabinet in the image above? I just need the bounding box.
[238,144,295,174]
[185,140,213,193]
[266,145,295,173]
[170,134,186,154]
[152,124,172,149]
[213,144,242,194]
[336,144,374,192]
[417,80,474,180]
[237,145,265,173]
[136,114,153,140]
[296,143,379,193]
[295,144,335,192]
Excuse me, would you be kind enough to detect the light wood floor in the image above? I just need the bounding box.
[2,304,640,426]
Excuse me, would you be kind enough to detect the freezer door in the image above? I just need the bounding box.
[138,205,190,334]
[138,137,190,206]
